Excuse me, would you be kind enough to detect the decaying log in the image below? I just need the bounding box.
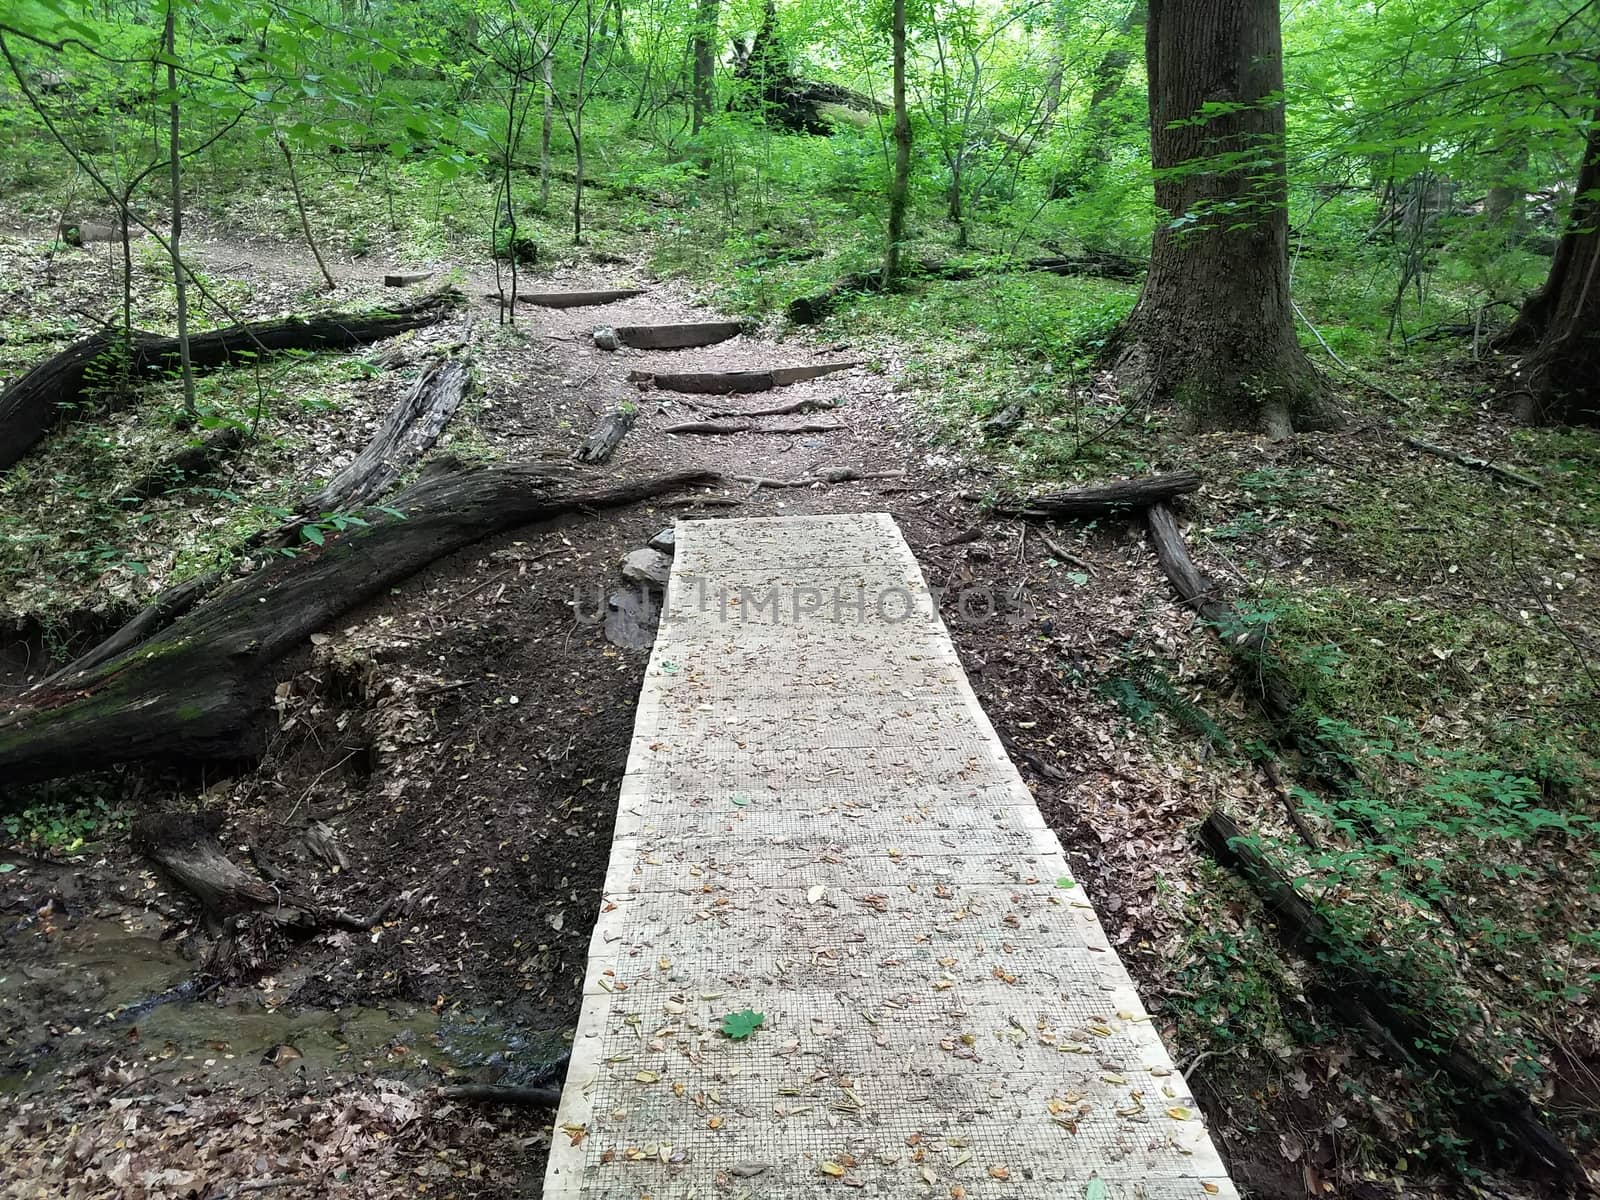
[730,466,902,492]
[0,465,718,784]
[975,470,1202,518]
[435,1084,562,1106]
[1145,501,1296,716]
[39,570,220,687]
[124,426,247,500]
[595,321,744,351]
[627,362,859,396]
[1199,810,1588,1188]
[1026,252,1143,280]
[1402,436,1543,491]
[384,270,434,287]
[573,407,637,464]
[663,419,845,436]
[297,356,471,515]
[0,291,464,471]
[43,359,471,681]
[509,289,646,309]
[132,810,391,931]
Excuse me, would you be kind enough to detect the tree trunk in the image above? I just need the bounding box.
[1116,0,1333,436]
[1499,116,1600,425]
[0,291,462,471]
[164,3,195,418]
[1048,1,1145,199]
[883,0,911,289]
[691,0,719,135]
[0,466,717,785]
[539,46,554,208]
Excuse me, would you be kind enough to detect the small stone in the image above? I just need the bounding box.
[647,527,675,554]
[593,326,619,351]
[620,548,672,588]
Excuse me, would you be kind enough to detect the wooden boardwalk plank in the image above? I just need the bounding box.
[545,513,1238,1200]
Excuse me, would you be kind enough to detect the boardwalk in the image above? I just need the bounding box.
[545,513,1237,1199]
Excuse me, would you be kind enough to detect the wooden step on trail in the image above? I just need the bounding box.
[594,320,744,351]
[495,288,647,309]
[626,360,860,394]
[543,512,1240,1200]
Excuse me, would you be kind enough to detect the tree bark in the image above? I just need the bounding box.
[883,0,911,290]
[0,291,462,471]
[691,0,719,135]
[572,407,637,463]
[1116,0,1333,435]
[164,3,195,417]
[296,356,471,515]
[1499,115,1600,425]
[0,465,717,784]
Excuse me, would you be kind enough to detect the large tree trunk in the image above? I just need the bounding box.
[691,0,719,135]
[1499,116,1600,425]
[0,291,463,472]
[1116,0,1333,436]
[0,465,716,785]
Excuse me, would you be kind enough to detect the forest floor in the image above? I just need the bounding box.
[1,207,1597,1200]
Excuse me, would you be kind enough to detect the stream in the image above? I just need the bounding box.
[0,855,565,1098]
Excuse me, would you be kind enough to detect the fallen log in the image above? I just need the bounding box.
[384,270,434,287]
[1199,810,1588,1188]
[435,1084,562,1106]
[296,355,471,515]
[972,470,1202,518]
[595,321,744,351]
[573,407,637,464]
[124,427,247,500]
[0,464,717,784]
[44,359,472,684]
[1402,435,1542,491]
[0,290,464,472]
[663,419,845,436]
[506,288,646,309]
[132,810,388,931]
[627,362,859,396]
[39,571,220,687]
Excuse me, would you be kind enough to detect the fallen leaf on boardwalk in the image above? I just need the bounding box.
[1167,1106,1193,1120]
[634,1071,659,1083]
[721,1009,765,1039]
[561,1123,587,1146]
[808,884,826,904]
[821,1161,845,1176]
[951,1149,972,1168]
[989,1165,1010,1180]
[730,1163,771,1177]
[1203,1185,1220,1195]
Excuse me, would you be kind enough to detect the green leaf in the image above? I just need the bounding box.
[301,524,325,546]
[720,1009,764,1040]
[0,863,16,874]
[1055,876,1076,888]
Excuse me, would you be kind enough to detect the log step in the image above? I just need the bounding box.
[487,289,647,308]
[626,361,860,394]
[596,321,744,351]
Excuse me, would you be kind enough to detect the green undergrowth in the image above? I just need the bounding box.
[0,347,470,631]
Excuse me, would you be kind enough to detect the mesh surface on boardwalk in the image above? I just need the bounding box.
[545,513,1237,1200]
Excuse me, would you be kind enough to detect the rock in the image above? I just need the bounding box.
[621,548,672,588]
[593,326,619,351]
[648,526,675,553]
[605,588,661,650]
